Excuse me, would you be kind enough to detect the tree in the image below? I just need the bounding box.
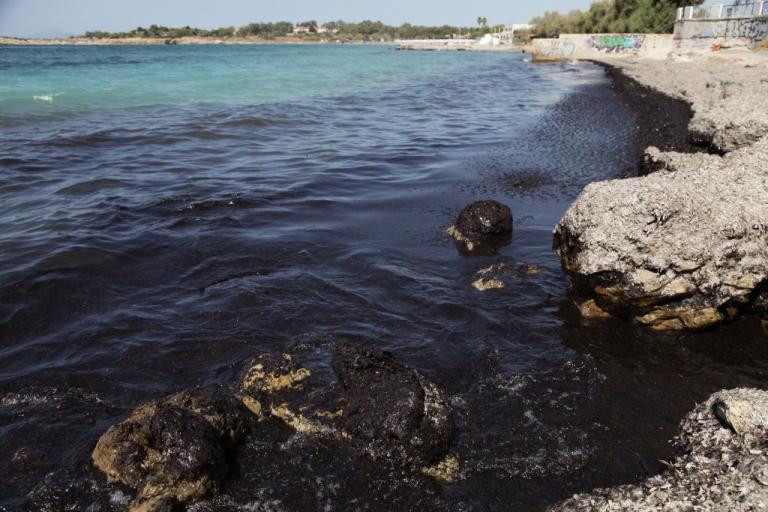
[530,10,583,37]
[532,0,706,36]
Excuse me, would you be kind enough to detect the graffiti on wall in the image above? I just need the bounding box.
[727,17,768,41]
[535,39,576,58]
[587,34,646,53]
[687,18,768,42]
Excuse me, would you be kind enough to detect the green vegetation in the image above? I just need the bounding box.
[531,0,705,38]
[82,21,493,42]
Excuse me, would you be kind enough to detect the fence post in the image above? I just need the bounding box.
[718,3,724,18]
[759,1,765,16]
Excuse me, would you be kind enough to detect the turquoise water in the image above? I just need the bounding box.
[1,44,534,111]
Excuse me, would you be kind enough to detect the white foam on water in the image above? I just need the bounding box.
[32,92,64,103]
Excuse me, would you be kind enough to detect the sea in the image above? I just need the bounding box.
[1,44,766,511]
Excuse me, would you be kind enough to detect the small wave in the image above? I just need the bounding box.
[32,92,65,104]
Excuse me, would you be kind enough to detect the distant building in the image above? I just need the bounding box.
[497,23,535,44]
[291,23,338,35]
[510,23,535,32]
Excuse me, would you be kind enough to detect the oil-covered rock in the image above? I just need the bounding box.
[332,343,453,468]
[92,388,250,512]
[551,388,768,511]
[448,200,512,254]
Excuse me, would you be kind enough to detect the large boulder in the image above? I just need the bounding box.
[551,388,768,511]
[554,137,768,330]
[332,344,453,468]
[448,200,512,254]
[92,388,249,512]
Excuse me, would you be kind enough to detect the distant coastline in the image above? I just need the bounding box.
[0,36,395,46]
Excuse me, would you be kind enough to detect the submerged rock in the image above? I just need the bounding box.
[471,262,540,291]
[239,347,457,478]
[551,388,768,511]
[332,343,453,468]
[239,352,340,434]
[448,200,512,254]
[554,136,768,330]
[92,388,249,512]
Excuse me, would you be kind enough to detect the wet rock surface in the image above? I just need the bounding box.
[448,200,512,254]
[332,344,453,468]
[83,345,458,511]
[471,262,540,291]
[92,388,250,512]
[551,388,768,511]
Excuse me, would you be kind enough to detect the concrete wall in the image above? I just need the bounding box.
[673,16,768,51]
[531,38,575,61]
[532,33,673,61]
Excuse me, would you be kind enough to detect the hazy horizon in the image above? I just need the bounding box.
[0,0,593,38]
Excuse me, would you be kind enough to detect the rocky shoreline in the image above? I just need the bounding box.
[549,55,768,508]
[551,388,768,511]
[555,57,768,331]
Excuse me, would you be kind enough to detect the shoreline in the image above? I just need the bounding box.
[555,54,768,330]
[0,35,534,52]
[0,36,396,46]
[549,53,768,509]
[592,61,700,175]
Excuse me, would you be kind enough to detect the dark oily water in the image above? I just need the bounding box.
[1,45,767,511]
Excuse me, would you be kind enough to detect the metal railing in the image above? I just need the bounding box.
[677,1,767,19]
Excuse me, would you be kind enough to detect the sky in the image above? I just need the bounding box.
[0,0,594,38]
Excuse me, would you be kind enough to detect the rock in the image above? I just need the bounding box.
[471,262,539,291]
[577,299,612,319]
[472,277,505,291]
[472,262,512,291]
[448,200,512,254]
[421,453,460,483]
[239,352,339,434]
[332,344,453,468]
[554,136,768,330]
[550,388,768,511]
[92,388,249,512]
[240,352,311,396]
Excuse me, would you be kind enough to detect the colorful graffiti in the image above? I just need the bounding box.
[587,34,646,53]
